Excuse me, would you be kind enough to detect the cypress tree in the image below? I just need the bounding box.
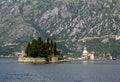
[53,42,57,56]
[37,37,43,57]
[30,39,38,57]
[47,38,49,45]
[25,42,31,57]
[50,40,53,55]
[38,37,42,42]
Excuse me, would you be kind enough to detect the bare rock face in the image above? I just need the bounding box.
[0,0,120,55]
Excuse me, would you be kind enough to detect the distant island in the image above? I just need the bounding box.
[18,37,67,63]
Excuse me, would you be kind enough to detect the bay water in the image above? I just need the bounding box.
[0,58,120,82]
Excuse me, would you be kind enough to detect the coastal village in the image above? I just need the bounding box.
[67,47,113,61]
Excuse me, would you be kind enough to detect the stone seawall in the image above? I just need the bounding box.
[18,57,47,63]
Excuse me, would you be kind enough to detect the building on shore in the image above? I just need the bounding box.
[81,47,95,60]
[56,48,63,57]
[88,51,95,60]
[81,47,88,59]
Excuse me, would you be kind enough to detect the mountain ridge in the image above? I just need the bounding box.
[0,0,120,56]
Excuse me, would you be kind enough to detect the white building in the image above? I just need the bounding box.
[81,47,88,59]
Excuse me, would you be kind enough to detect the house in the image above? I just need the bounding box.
[56,48,63,57]
[88,51,95,60]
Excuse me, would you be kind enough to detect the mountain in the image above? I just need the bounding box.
[0,0,120,57]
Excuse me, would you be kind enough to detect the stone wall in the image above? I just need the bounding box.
[18,57,47,63]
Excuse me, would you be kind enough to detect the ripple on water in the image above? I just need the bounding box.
[0,58,120,82]
[0,73,55,82]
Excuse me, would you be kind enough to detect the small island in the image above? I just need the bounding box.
[18,37,67,63]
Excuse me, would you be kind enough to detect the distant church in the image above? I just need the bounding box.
[81,47,95,60]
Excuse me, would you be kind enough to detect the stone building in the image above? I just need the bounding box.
[88,51,95,60]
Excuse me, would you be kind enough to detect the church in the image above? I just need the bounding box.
[81,47,95,60]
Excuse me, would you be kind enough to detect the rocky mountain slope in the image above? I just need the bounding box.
[0,0,120,56]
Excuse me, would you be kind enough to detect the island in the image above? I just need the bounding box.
[18,37,68,63]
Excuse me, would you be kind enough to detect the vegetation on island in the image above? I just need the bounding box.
[25,37,63,60]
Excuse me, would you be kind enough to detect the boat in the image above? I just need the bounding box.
[112,58,116,60]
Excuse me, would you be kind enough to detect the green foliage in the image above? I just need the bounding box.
[55,55,64,60]
[25,37,58,58]
[0,0,120,56]
[82,38,120,58]
[53,42,57,56]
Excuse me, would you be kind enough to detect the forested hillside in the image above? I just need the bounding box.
[0,0,120,57]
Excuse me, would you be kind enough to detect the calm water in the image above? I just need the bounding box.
[0,58,120,82]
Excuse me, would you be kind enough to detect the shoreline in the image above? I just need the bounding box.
[18,56,69,64]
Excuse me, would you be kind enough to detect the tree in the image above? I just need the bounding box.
[37,37,43,57]
[25,42,31,57]
[38,37,42,42]
[53,42,57,56]
[46,38,50,45]
[25,37,60,58]
[111,50,119,58]
[50,40,53,55]
[30,39,38,57]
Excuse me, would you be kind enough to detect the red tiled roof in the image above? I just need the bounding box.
[89,51,95,54]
